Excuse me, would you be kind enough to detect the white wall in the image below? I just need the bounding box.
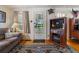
[29,7,77,40]
[26,8,72,40]
[1,6,78,40]
[0,6,14,28]
[13,7,79,40]
[15,8,49,39]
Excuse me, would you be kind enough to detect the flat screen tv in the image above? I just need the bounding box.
[0,11,6,23]
[50,18,64,29]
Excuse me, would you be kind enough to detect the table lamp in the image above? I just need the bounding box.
[11,22,19,32]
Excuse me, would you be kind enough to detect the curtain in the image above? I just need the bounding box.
[23,11,30,33]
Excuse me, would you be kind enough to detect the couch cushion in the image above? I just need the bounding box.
[0,37,18,50]
[5,32,20,39]
[6,37,18,41]
[0,40,10,50]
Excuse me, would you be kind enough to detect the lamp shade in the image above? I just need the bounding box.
[12,22,18,28]
[11,22,19,32]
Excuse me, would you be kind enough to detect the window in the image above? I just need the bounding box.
[18,12,23,31]
[14,11,30,33]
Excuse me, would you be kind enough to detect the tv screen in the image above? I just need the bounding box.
[50,18,64,29]
[0,11,6,23]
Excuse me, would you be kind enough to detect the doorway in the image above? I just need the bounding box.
[33,11,47,43]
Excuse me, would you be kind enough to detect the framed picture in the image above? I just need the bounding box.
[0,11,6,23]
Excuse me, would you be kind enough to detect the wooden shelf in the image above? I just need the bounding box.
[50,17,67,48]
[69,19,79,40]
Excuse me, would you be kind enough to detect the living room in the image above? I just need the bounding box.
[0,5,79,53]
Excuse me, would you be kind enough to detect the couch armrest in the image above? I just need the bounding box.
[0,37,18,51]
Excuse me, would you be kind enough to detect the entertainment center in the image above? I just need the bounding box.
[50,17,67,48]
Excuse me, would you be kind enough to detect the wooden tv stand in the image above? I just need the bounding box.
[50,17,67,48]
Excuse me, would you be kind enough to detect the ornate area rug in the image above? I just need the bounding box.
[9,43,74,53]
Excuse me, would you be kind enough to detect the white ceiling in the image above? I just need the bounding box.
[4,5,79,11]
[7,5,79,9]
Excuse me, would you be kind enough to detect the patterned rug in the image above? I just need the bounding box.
[9,43,74,53]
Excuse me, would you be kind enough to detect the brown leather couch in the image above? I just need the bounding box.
[0,33,22,53]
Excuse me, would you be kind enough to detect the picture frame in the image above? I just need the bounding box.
[0,11,6,23]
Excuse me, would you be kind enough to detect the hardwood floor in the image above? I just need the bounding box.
[67,39,79,52]
[19,39,53,45]
[19,39,33,45]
